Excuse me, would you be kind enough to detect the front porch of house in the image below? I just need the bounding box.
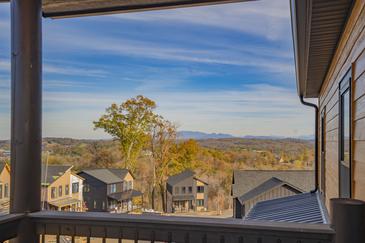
[172,200,193,213]
[108,190,143,213]
[44,198,83,212]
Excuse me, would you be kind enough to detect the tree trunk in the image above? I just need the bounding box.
[126,141,134,169]
[159,183,166,212]
[151,186,156,210]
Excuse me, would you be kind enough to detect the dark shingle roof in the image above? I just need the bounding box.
[81,168,127,184]
[0,162,6,172]
[108,168,131,179]
[237,177,303,204]
[41,165,72,185]
[245,192,328,224]
[167,170,195,186]
[232,170,314,198]
[167,170,208,186]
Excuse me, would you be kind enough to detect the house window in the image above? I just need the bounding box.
[4,183,8,198]
[188,186,193,193]
[0,184,2,199]
[72,182,79,193]
[339,70,352,198]
[83,184,90,192]
[51,187,57,199]
[93,200,97,209]
[196,199,204,207]
[59,185,62,197]
[197,186,204,193]
[65,184,69,195]
[110,183,117,193]
[128,181,133,190]
[182,187,186,194]
[174,187,179,194]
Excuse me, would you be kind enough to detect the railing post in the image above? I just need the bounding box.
[330,198,365,243]
[10,0,42,242]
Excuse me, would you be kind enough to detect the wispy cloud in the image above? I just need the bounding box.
[32,84,312,139]
[44,64,108,77]
[45,33,293,75]
[112,0,290,41]
[0,59,109,77]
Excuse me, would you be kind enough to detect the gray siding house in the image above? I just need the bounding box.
[166,170,208,213]
[231,170,315,218]
[79,168,142,213]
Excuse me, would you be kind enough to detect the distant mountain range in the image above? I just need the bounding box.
[177,131,314,140]
[177,131,235,140]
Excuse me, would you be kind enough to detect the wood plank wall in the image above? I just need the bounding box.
[319,0,365,208]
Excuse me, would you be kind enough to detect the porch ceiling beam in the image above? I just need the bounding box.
[0,0,254,18]
[42,0,252,18]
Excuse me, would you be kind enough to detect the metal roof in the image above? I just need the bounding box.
[245,192,329,224]
[237,177,303,204]
[16,0,253,18]
[232,170,314,198]
[291,0,353,98]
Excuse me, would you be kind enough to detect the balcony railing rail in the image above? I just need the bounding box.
[10,211,336,243]
[0,213,24,242]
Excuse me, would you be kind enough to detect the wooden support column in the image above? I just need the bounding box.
[10,0,42,242]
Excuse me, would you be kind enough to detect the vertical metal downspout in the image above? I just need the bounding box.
[300,95,319,192]
[10,0,42,242]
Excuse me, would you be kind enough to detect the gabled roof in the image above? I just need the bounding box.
[245,192,329,224]
[0,162,9,173]
[167,170,208,186]
[41,164,73,186]
[108,168,133,180]
[232,170,314,198]
[237,177,303,204]
[291,0,353,97]
[80,168,126,184]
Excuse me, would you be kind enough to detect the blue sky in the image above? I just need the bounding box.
[0,0,314,139]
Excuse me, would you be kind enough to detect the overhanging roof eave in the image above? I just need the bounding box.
[42,0,253,19]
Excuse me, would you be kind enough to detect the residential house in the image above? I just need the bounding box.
[79,168,142,212]
[166,170,208,213]
[231,170,314,218]
[41,165,84,211]
[0,162,10,214]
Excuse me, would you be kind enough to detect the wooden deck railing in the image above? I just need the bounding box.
[6,211,335,243]
[0,213,24,242]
